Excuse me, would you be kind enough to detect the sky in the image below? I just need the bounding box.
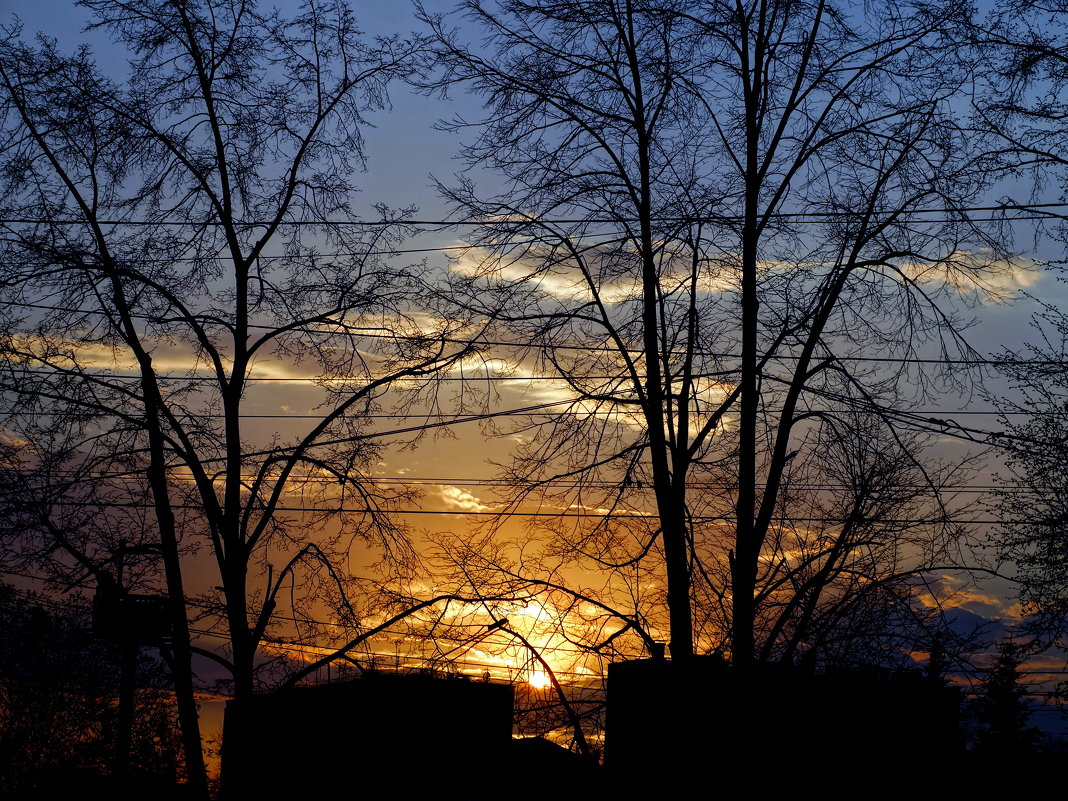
[0,0,485,215]
[2,0,1067,752]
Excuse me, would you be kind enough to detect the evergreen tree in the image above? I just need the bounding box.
[974,640,1042,754]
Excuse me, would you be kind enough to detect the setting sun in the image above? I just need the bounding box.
[527,668,552,690]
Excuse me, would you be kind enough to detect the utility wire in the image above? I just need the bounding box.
[0,468,1039,492]
[0,362,1058,382]
[2,498,1033,523]
[5,299,1061,367]
[3,200,1068,226]
[0,236,628,261]
[0,407,1044,420]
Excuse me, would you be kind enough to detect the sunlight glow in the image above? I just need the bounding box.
[527,667,552,690]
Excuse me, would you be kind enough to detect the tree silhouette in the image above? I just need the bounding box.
[0,584,183,797]
[975,0,1068,657]
[421,0,1007,668]
[991,304,1068,649]
[974,639,1042,754]
[0,0,476,789]
[972,0,1068,212]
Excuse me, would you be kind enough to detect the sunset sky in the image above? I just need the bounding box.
[3,0,1068,759]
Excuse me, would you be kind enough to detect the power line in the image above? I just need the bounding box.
[0,234,630,262]
[4,201,1068,226]
[3,361,1062,383]
[0,363,1045,427]
[5,299,1063,368]
[0,406,1045,420]
[0,365,593,382]
[0,403,579,423]
[0,374,1043,452]
[3,498,1031,524]
[0,464,1048,495]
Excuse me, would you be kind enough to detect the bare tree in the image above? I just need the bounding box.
[971,1,1068,653]
[971,0,1068,217]
[421,0,1007,668]
[0,0,475,789]
[990,305,1068,649]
